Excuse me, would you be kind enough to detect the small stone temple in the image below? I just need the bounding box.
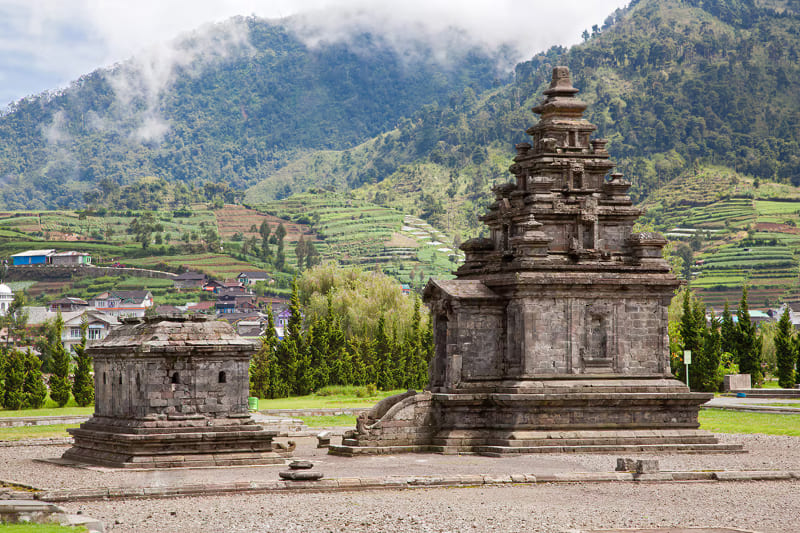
[63,315,292,468]
[331,66,741,455]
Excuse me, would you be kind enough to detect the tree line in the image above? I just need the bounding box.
[250,265,433,398]
[0,302,94,410]
[673,285,799,391]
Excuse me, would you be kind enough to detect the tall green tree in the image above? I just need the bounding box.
[71,318,94,407]
[2,349,25,409]
[22,349,47,409]
[693,313,721,392]
[259,220,272,261]
[720,300,736,356]
[774,306,796,389]
[275,223,287,271]
[295,235,307,272]
[3,293,28,349]
[735,287,763,385]
[374,315,395,391]
[677,289,704,381]
[250,307,278,399]
[274,278,303,396]
[47,313,72,407]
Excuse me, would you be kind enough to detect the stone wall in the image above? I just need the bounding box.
[6,265,176,282]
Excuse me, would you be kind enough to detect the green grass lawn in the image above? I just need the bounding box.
[257,388,404,409]
[0,424,78,441]
[0,524,87,532]
[699,408,800,436]
[0,406,93,418]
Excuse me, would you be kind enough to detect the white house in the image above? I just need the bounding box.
[0,283,13,316]
[88,290,154,318]
[62,310,120,352]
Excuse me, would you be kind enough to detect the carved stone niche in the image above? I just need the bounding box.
[581,303,614,372]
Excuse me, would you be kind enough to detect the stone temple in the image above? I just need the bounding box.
[63,315,292,468]
[331,66,741,455]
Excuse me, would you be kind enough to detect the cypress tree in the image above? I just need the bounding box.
[693,313,721,392]
[3,349,25,409]
[48,313,72,407]
[327,312,350,385]
[308,316,331,391]
[736,286,763,385]
[720,300,736,357]
[374,316,394,391]
[71,318,94,407]
[22,349,47,409]
[250,307,277,399]
[677,290,703,382]
[274,278,303,396]
[349,337,372,386]
[775,306,796,389]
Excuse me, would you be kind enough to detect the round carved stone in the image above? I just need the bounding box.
[288,460,314,470]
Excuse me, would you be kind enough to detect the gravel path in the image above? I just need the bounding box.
[1,432,798,532]
[65,481,800,533]
[2,433,799,491]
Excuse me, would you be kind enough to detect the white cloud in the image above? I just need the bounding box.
[0,0,628,108]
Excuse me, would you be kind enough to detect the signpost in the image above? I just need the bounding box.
[683,350,692,388]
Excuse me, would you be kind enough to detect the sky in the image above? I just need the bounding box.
[0,0,629,109]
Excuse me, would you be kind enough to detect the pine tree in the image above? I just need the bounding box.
[274,278,303,396]
[250,307,278,399]
[775,306,796,389]
[735,286,763,385]
[3,349,25,409]
[295,235,307,272]
[326,311,350,385]
[680,290,703,354]
[374,315,394,391]
[48,313,72,407]
[259,220,272,261]
[693,313,721,392]
[275,223,287,271]
[71,318,94,407]
[720,300,736,357]
[22,350,47,409]
[306,316,330,391]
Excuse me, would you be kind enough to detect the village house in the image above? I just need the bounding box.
[88,290,153,318]
[10,249,91,266]
[49,251,92,266]
[11,249,55,266]
[49,297,89,313]
[173,271,207,289]
[62,310,120,352]
[236,271,272,286]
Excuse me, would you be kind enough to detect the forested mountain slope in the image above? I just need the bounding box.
[1,0,799,228]
[332,0,800,238]
[0,16,510,209]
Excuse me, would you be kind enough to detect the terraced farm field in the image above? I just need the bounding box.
[124,253,259,279]
[255,192,460,285]
[644,168,800,310]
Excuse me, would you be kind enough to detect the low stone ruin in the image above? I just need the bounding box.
[62,315,293,468]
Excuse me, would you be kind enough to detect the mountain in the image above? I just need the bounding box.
[0,16,512,209]
[1,0,800,226]
[331,0,800,238]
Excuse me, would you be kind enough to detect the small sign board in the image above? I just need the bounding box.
[683,350,692,365]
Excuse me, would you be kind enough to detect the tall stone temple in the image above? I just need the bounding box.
[331,67,741,455]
